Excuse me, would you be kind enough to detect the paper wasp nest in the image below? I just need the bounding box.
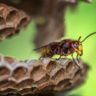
[0,3,30,40]
[0,56,89,95]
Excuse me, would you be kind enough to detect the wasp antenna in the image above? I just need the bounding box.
[78,36,82,41]
[81,32,96,43]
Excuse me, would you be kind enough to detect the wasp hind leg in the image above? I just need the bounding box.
[39,54,48,60]
[39,56,43,60]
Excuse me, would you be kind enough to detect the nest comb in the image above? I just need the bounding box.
[0,3,30,40]
[0,56,89,95]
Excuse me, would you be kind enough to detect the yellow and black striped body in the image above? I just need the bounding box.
[34,39,80,58]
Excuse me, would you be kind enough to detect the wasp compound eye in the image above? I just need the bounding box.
[73,43,78,48]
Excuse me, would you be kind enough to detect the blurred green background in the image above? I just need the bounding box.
[0,1,96,96]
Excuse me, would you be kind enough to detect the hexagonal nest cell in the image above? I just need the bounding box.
[0,56,89,95]
[0,3,30,40]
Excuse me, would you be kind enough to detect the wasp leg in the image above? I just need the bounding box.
[76,54,80,63]
[60,55,67,60]
[39,55,47,60]
[56,55,62,60]
[39,56,43,60]
[71,54,81,69]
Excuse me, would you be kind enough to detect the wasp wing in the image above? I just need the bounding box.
[34,41,60,52]
[33,45,47,51]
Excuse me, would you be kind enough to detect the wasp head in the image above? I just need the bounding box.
[71,41,83,56]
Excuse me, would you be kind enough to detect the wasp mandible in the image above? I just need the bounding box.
[34,32,96,64]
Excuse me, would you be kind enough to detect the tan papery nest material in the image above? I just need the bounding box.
[0,56,89,95]
[0,3,30,40]
[0,2,90,96]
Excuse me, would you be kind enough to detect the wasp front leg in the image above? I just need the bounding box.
[71,54,81,69]
[76,54,80,63]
